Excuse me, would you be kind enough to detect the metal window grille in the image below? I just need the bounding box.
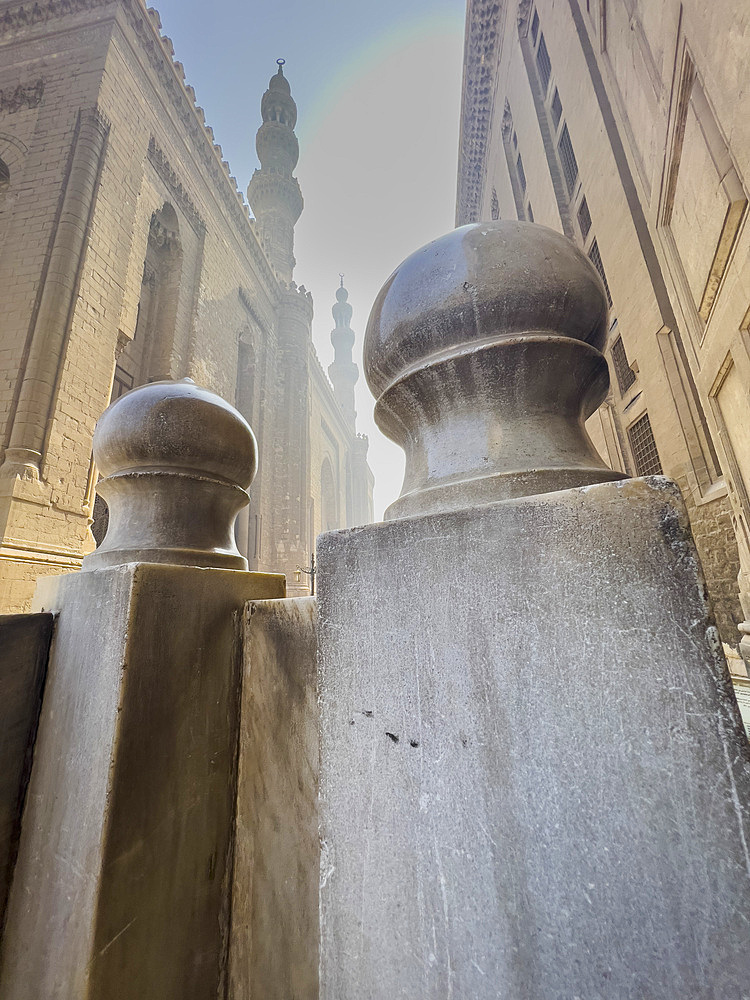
[517,153,527,192]
[588,239,613,307]
[551,88,563,128]
[536,35,552,92]
[628,413,662,476]
[558,123,579,195]
[577,197,592,239]
[531,9,540,44]
[527,202,534,222]
[610,335,636,394]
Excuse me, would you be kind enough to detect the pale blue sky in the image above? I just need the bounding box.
[150,0,466,518]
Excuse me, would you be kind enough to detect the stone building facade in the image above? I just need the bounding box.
[0,0,373,610]
[457,0,750,688]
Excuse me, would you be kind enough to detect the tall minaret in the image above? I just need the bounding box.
[328,275,359,425]
[247,60,303,281]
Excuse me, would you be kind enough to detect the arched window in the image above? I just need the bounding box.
[0,136,29,248]
[117,202,183,390]
[95,205,183,548]
[235,330,255,420]
[0,157,10,227]
[320,458,338,533]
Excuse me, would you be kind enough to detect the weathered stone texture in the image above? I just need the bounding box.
[318,477,750,999]
[679,475,743,643]
[231,597,319,1000]
[0,563,284,1000]
[0,612,53,930]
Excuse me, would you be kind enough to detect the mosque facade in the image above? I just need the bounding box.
[0,0,373,610]
[457,0,750,703]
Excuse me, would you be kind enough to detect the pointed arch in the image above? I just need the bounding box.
[117,202,183,392]
[320,457,338,533]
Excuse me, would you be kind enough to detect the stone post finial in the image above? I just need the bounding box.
[364,220,625,520]
[83,378,257,570]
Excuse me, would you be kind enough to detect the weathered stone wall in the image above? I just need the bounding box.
[318,478,750,998]
[231,597,319,1000]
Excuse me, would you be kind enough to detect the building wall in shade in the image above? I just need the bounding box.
[457,0,750,682]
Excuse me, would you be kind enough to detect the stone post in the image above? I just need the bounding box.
[317,222,750,998]
[0,379,284,999]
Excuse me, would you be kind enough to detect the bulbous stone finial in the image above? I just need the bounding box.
[364,220,625,520]
[82,379,257,570]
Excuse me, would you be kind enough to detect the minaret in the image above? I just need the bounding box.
[328,275,359,425]
[247,60,303,281]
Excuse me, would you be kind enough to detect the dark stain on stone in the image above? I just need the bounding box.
[385,732,399,743]
[361,710,374,718]
[409,739,419,748]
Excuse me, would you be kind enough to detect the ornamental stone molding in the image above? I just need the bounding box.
[147,138,205,236]
[456,0,505,226]
[0,0,106,31]
[0,79,44,114]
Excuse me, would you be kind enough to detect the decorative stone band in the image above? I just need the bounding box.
[83,379,257,571]
[364,221,625,520]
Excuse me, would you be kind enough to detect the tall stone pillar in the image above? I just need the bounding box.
[317,222,750,998]
[274,283,314,593]
[0,380,284,999]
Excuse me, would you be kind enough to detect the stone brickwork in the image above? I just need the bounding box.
[679,478,743,641]
[0,0,373,610]
[457,0,750,662]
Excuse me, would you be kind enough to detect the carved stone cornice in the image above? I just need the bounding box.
[0,78,44,113]
[147,137,205,236]
[0,0,109,32]
[456,0,506,226]
[517,0,532,34]
[238,286,270,335]
[501,99,513,140]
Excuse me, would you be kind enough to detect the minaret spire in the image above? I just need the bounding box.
[247,60,303,281]
[328,276,359,425]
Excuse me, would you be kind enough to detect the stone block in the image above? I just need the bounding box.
[230,596,319,999]
[317,477,750,999]
[0,563,284,1000]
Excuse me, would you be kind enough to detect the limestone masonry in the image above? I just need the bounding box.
[0,0,374,612]
[457,0,750,712]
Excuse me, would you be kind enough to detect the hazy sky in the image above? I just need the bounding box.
[150,0,466,518]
